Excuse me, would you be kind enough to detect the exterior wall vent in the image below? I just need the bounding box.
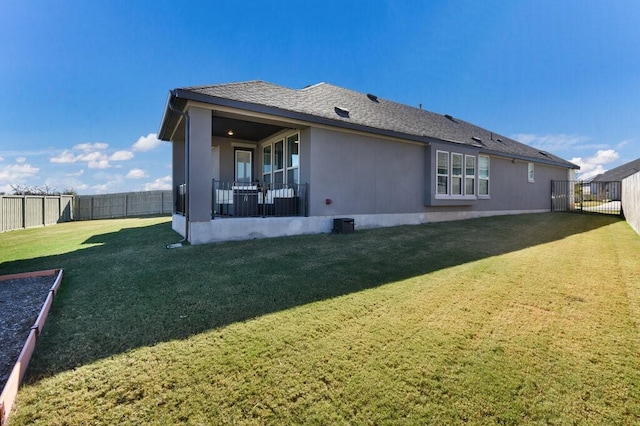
[334,106,350,118]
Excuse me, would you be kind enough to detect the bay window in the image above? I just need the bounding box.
[436,150,486,198]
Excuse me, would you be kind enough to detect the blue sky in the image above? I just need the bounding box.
[1,1,638,194]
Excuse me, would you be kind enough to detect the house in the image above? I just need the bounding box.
[158,81,578,244]
[589,158,640,201]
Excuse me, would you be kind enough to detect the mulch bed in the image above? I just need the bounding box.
[0,275,56,393]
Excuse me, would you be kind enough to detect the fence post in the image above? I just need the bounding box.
[22,196,27,229]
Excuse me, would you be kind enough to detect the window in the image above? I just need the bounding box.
[437,151,449,195]
[451,153,463,195]
[235,150,252,183]
[262,132,300,185]
[262,145,271,184]
[479,155,490,196]
[528,162,535,183]
[465,155,476,195]
[436,150,480,198]
[273,139,284,184]
[286,133,299,184]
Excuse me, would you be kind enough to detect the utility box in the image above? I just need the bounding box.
[333,218,355,234]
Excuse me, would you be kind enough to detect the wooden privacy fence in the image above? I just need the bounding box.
[75,190,172,220]
[1,190,173,231]
[0,195,74,232]
[622,171,640,235]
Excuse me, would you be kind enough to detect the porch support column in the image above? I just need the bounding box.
[187,106,212,222]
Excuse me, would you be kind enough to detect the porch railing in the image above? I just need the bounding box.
[212,180,308,218]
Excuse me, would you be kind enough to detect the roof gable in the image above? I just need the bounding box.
[592,158,640,181]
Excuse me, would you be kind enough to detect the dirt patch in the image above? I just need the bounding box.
[0,275,56,393]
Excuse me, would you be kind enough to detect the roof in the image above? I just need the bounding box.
[159,80,578,169]
[591,157,640,181]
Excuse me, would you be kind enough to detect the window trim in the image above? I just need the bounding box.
[234,148,253,183]
[261,131,301,185]
[478,155,490,198]
[436,151,449,196]
[435,150,478,200]
[528,162,535,183]
[465,155,476,196]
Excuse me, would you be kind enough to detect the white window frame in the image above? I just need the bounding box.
[436,150,478,199]
[478,155,490,198]
[436,151,449,195]
[528,162,535,183]
[465,155,476,196]
[451,153,463,195]
[234,149,252,183]
[261,131,300,186]
[286,133,300,185]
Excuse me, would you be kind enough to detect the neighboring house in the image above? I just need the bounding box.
[589,158,640,201]
[158,81,578,244]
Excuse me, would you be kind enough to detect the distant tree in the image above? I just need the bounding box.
[11,184,61,196]
[62,188,78,197]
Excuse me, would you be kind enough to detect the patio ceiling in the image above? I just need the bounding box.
[212,116,289,142]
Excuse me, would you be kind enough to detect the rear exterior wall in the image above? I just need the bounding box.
[307,127,425,216]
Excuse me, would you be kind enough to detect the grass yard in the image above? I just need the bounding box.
[1,213,639,424]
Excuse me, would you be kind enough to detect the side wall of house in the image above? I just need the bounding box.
[473,156,567,212]
[424,141,568,214]
[307,127,426,216]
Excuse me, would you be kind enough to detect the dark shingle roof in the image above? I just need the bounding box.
[165,80,577,168]
[591,158,640,181]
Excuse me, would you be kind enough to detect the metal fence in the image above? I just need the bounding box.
[74,190,173,220]
[0,195,74,232]
[551,180,622,216]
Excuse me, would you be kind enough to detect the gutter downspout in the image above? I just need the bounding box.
[168,93,190,243]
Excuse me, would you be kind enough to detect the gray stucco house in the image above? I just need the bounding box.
[158,81,578,244]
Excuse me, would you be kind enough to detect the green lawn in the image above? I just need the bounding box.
[1,214,639,424]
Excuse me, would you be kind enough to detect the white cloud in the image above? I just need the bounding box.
[92,183,110,192]
[110,150,134,161]
[88,159,110,169]
[571,149,620,180]
[616,140,631,149]
[511,133,597,152]
[143,175,172,190]
[132,133,162,152]
[50,150,77,163]
[0,156,4,162]
[74,142,108,151]
[16,157,26,163]
[0,163,40,181]
[65,169,84,177]
[126,168,147,179]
